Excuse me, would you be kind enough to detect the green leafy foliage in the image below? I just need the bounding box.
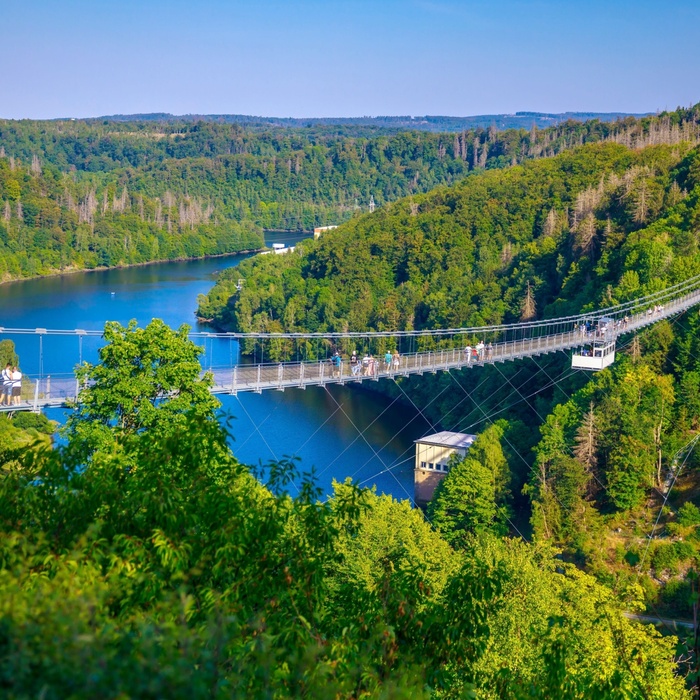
[0,320,690,697]
[428,423,512,543]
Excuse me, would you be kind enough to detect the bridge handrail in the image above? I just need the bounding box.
[2,272,700,341]
[11,282,700,405]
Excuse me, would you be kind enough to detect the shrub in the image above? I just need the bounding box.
[11,412,54,435]
[678,502,700,527]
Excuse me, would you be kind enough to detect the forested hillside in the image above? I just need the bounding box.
[98,109,650,131]
[0,155,264,280]
[1,105,697,282]
[199,130,700,633]
[200,139,700,334]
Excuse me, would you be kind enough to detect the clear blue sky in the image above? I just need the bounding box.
[2,0,698,119]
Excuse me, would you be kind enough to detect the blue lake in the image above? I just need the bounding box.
[0,232,430,501]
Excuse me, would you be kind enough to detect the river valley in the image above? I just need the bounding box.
[0,232,430,501]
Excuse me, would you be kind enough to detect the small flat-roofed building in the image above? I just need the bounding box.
[313,225,338,239]
[414,431,476,507]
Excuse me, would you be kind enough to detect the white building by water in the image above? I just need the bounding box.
[414,431,476,506]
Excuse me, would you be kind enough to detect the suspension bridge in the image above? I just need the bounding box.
[2,273,700,413]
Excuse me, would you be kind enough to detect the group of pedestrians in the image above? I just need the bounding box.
[464,340,492,363]
[1,363,22,406]
[341,349,401,377]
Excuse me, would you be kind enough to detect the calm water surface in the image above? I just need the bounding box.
[0,232,428,501]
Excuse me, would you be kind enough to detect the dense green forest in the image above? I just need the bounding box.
[0,155,264,280]
[4,105,700,694]
[0,323,690,698]
[1,105,698,281]
[198,129,700,648]
[198,138,700,334]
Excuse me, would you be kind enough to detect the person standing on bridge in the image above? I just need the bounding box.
[1,363,12,406]
[465,344,472,364]
[350,351,359,376]
[392,349,400,371]
[332,352,342,378]
[384,350,392,372]
[11,366,22,406]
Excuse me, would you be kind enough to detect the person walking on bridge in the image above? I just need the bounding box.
[1,363,12,406]
[368,354,377,378]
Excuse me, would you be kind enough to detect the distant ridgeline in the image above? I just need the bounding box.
[0,104,698,282]
[96,110,652,131]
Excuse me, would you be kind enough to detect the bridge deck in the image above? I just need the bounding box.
[5,285,699,412]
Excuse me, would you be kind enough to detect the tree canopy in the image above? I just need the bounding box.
[0,321,691,698]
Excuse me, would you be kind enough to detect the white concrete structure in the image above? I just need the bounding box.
[414,431,476,505]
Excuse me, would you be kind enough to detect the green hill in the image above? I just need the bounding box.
[199,130,700,629]
[201,138,700,335]
[2,104,697,282]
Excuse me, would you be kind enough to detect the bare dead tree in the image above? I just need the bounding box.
[543,208,558,237]
[478,142,488,168]
[575,213,597,256]
[633,180,649,224]
[501,242,513,266]
[667,180,684,207]
[630,335,641,363]
[574,402,599,496]
[574,402,598,472]
[155,198,163,227]
[64,190,77,214]
[30,154,42,175]
[520,280,536,321]
[78,190,97,225]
